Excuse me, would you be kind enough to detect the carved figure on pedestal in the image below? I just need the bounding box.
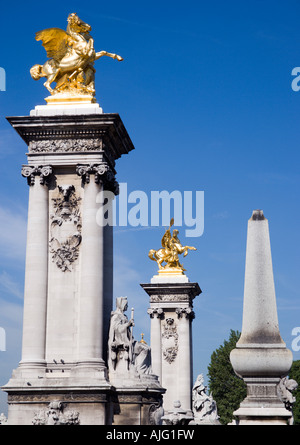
[108,297,152,376]
[148,219,196,272]
[162,318,178,364]
[277,377,298,425]
[190,374,220,424]
[0,413,7,425]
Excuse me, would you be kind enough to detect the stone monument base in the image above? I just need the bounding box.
[112,386,164,425]
[3,363,113,425]
[30,101,103,116]
[232,376,292,425]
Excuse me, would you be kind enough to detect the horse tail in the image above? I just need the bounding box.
[30,64,44,80]
[148,249,157,261]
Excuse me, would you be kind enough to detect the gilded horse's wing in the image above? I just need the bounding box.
[35,28,71,63]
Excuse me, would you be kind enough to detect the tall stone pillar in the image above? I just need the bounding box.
[2,107,134,425]
[230,210,293,425]
[75,165,106,371]
[142,276,201,414]
[176,307,195,411]
[147,308,163,381]
[19,166,52,371]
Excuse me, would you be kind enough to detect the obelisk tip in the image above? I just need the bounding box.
[250,209,266,221]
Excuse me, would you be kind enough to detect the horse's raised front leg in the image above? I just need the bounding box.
[95,51,123,61]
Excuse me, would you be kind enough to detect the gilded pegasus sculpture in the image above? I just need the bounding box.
[30,13,123,99]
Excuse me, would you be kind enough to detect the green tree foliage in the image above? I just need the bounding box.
[289,360,300,425]
[207,329,246,425]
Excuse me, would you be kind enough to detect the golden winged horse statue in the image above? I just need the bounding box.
[30,13,123,99]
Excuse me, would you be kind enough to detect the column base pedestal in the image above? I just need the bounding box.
[233,407,292,425]
[2,367,113,425]
[111,386,165,426]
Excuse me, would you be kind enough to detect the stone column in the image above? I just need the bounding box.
[230,210,293,425]
[141,279,201,414]
[102,181,118,362]
[147,308,163,382]
[4,112,135,425]
[75,164,115,371]
[176,308,195,413]
[19,165,52,370]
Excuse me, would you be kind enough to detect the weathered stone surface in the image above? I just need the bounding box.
[230,210,293,425]
[2,110,134,425]
[142,280,201,415]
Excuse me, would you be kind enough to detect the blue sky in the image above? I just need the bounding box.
[0,0,300,415]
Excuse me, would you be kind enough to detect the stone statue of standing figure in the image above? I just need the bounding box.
[108,297,152,378]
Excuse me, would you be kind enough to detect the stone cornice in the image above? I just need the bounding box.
[141,282,202,304]
[6,113,135,161]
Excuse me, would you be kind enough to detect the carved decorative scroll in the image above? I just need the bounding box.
[21,165,53,185]
[77,163,119,195]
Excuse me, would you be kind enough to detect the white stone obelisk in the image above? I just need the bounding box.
[230,210,293,425]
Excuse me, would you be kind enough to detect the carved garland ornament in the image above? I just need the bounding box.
[149,294,192,303]
[29,138,102,153]
[49,185,82,272]
[162,318,178,364]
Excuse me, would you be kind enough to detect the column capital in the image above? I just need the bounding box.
[147,307,164,319]
[175,307,195,320]
[21,165,53,186]
[76,163,119,195]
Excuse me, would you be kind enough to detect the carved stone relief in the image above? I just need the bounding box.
[49,185,82,272]
[32,401,80,425]
[162,318,178,364]
[149,401,164,425]
[29,138,102,153]
[149,294,192,303]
